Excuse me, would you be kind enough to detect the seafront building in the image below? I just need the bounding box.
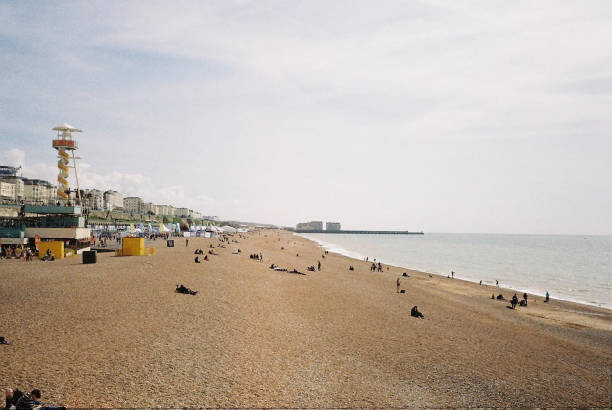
[83,189,104,210]
[104,190,123,210]
[175,207,190,218]
[296,221,324,231]
[326,222,341,231]
[0,161,205,221]
[24,179,57,204]
[123,196,143,215]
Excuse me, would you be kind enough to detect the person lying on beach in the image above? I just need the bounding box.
[289,268,306,275]
[411,306,424,319]
[269,263,277,269]
[176,284,198,295]
[0,336,12,345]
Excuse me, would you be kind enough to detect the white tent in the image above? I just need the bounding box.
[221,225,237,233]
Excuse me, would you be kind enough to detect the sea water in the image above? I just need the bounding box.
[297,233,612,309]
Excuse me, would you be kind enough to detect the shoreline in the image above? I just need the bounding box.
[296,232,612,311]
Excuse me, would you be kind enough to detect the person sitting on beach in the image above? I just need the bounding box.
[511,293,519,309]
[411,306,424,319]
[496,294,504,300]
[194,256,200,263]
[0,336,12,345]
[12,388,41,410]
[203,255,209,261]
[349,265,354,271]
[176,284,197,295]
[5,388,23,409]
[519,299,527,307]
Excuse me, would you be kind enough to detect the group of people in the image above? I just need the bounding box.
[0,245,36,260]
[249,253,263,261]
[4,388,63,410]
[370,262,383,272]
[492,291,550,306]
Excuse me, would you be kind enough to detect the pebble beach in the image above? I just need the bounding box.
[1,230,610,407]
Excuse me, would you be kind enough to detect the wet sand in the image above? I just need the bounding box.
[1,230,610,407]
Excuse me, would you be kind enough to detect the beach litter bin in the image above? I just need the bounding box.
[167,240,174,247]
[82,250,97,264]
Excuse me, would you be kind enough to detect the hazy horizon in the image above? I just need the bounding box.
[1,1,611,235]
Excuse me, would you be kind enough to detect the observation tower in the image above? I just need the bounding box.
[52,123,82,204]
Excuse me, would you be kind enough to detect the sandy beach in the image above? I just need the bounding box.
[1,229,610,407]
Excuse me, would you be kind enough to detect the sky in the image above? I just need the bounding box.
[1,0,611,234]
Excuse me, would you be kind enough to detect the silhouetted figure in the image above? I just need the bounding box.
[397,277,400,293]
[411,306,424,319]
[545,291,550,303]
[176,284,197,295]
[511,293,518,309]
[317,261,321,271]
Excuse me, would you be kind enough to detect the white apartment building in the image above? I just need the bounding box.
[175,207,190,217]
[24,179,55,204]
[123,196,143,214]
[0,177,24,202]
[0,181,16,201]
[296,221,323,231]
[104,190,123,210]
[84,189,104,210]
[143,202,157,215]
[326,222,341,231]
[156,204,174,217]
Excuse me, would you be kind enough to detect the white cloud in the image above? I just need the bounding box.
[1,148,25,168]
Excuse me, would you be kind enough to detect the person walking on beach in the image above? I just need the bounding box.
[396,277,400,293]
[317,260,321,271]
[186,238,189,247]
[545,291,550,302]
[451,271,454,279]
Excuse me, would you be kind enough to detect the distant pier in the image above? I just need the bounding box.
[295,230,423,235]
